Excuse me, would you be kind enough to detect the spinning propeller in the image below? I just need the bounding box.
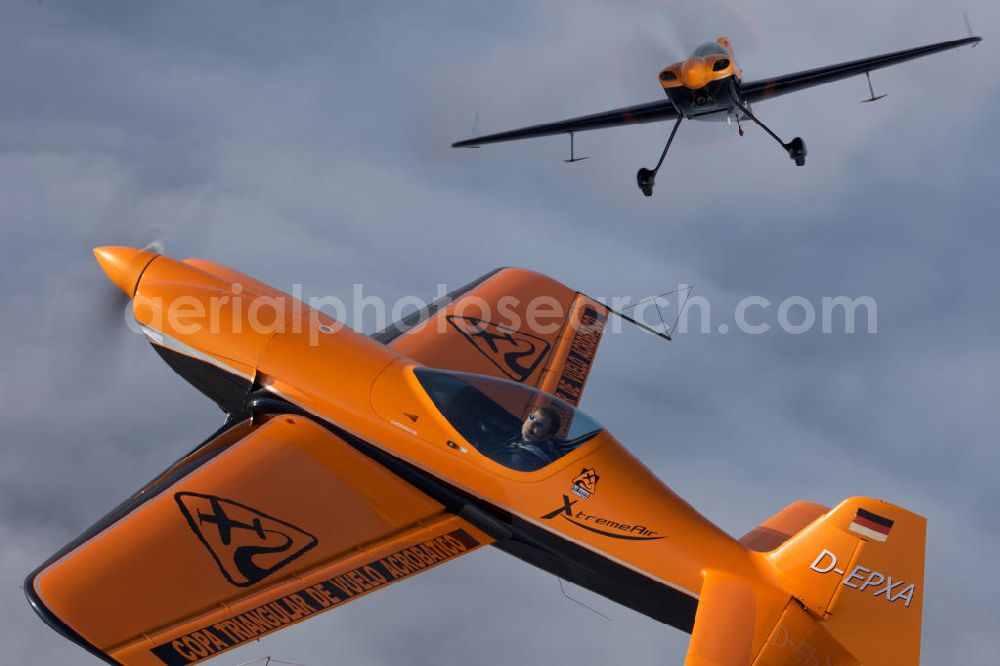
[46,186,213,400]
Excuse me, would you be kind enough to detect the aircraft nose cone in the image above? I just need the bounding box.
[681,60,710,89]
[93,246,158,297]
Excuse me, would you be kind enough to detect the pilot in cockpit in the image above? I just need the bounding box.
[504,406,565,472]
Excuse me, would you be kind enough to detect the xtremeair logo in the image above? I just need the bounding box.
[541,495,664,541]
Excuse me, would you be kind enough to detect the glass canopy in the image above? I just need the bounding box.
[691,42,730,58]
[414,368,603,472]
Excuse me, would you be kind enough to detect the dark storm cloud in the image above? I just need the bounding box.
[1,0,998,664]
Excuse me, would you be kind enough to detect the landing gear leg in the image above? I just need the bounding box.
[637,116,683,197]
[734,101,806,166]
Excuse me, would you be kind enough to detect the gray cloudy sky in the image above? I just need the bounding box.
[1,0,998,663]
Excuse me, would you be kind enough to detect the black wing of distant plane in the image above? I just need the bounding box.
[452,99,679,147]
[452,37,980,148]
[740,36,981,103]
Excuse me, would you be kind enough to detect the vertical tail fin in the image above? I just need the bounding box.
[764,497,926,666]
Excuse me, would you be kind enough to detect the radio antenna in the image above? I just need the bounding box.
[606,285,694,342]
[557,578,612,621]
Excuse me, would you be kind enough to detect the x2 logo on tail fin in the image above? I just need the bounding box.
[446,315,551,382]
[175,492,318,587]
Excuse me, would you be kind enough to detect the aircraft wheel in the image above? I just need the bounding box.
[785,137,807,167]
[637,168,655,197]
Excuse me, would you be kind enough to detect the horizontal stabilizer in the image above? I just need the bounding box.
[740,501,829,552]
[683,570,860,665]
[684,570,787,666]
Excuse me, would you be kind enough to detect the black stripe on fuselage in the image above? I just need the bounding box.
[248,394,699,632]
[150,343,253,413]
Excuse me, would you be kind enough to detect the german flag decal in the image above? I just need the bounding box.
[848,507,894,542]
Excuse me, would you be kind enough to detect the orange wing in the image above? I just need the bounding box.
[373,268,608,406]
[26,415,491,665]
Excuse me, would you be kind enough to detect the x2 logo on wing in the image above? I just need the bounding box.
[175,492,318,587]
[446,315,551,382]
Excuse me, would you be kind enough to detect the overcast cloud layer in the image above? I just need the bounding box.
[1,1,998,664]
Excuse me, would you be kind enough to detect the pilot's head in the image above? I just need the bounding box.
[522,407,561,443]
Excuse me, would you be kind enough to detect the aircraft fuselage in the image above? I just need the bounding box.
[659,38,747,122]
[666,77,744,121]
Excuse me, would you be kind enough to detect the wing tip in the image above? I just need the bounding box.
[23,566,120,665]
[953,35,982,48]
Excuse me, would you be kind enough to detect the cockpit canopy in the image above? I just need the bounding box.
[691,42,730,58]
[415,368,603,472]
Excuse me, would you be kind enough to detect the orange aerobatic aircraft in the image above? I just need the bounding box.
[28,247,925,665]
[453,34,981,196]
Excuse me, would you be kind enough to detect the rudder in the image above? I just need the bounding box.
[765,497,926,665]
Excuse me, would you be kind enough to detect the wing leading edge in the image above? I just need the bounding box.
[739,36,980,103]
[452,99,679,147]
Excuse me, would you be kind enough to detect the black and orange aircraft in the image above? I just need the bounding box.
[453,35,981,196]
[28,246,925,665]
